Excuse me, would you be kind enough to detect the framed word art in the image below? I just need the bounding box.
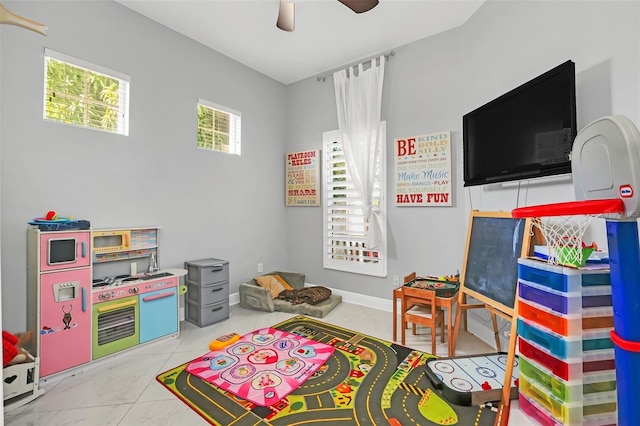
[286,150,320,206]
[394,131,451,206]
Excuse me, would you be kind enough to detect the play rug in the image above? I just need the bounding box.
[156,316,499,425]
[185,327,334,406]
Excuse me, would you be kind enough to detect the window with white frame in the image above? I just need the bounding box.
[197,99,241,155]
[43,48,130,135]
[322,123,387,277]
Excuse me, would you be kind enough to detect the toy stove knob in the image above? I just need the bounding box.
[99,292,111,301]
[129,287,139,295]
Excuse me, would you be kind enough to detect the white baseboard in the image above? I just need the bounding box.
[327,286,393,312]
[230,284,501,349]
[229,284,391,313]
[230,292,240,306]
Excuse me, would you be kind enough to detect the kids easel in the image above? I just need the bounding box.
[451,211,537,356]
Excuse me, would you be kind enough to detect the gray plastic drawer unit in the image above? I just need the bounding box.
[184,258,229,327]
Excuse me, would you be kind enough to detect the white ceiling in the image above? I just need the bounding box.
[116,0,484,85]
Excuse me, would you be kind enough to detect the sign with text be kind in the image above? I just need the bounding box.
[394,131,452,206]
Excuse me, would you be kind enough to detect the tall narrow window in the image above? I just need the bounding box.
[197,99,241,155]
[323,123,387,277]
[43,48,129,135]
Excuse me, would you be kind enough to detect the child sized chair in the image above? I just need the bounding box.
[401,272,438,334]
[401,286,445,355]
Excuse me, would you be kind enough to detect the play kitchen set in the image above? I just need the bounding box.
[20,222,182,399]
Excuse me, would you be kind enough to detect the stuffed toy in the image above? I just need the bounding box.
[3,330,32,367]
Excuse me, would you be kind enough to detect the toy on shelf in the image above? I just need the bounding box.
[209,333,240,351]
[28,210,90,231]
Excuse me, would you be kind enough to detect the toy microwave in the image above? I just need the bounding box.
[92,230,131,253]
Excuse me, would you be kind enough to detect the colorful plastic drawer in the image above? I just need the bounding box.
[519,338,615,381]
[519,356,616,404]
[517,317,613,360]
[519,298,613,336]
[519,392,619,426]
[519,372,618,425]
[518,258,610,293]
[518,392,558,426]
[519,279,612,315]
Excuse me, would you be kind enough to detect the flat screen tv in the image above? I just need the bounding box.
[463,60,577,187]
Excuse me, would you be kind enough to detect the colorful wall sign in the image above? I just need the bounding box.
[394,131,452,206]
[286,149,320,206]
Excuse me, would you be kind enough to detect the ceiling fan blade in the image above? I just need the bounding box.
[277,1,295,32]
[338,0,379,14]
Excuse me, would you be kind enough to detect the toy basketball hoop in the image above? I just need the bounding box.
[502,116,640,426]
[512,199,625,267]
[512,115,640,268]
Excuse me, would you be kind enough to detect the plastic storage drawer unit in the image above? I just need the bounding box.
[184,258,229,327]
[518,258,611,293]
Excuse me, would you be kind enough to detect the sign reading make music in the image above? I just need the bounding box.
[394,131,452,206]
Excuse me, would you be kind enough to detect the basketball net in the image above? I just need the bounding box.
[532,211,622,267]
[532,215,594,266]
[513,199,626,267]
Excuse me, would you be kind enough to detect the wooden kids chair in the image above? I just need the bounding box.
[401,285,445,355]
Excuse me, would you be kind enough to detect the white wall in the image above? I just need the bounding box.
[0,1,289,331]
[285,0,639,343]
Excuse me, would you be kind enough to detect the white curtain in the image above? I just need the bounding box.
[333,57,385,249]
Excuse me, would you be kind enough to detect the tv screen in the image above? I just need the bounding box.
[463,60,577,187]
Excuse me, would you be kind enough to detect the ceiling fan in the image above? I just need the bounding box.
[277,0,379,32]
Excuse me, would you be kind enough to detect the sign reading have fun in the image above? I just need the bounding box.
[395,131,452,206]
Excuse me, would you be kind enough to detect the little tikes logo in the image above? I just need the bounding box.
[620,185,634,198]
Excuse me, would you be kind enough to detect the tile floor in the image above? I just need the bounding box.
[4,302,534,425]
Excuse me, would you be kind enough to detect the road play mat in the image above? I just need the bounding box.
[185,327,334,406]
[157,316,500,425]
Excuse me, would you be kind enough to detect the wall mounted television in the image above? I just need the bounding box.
[463,60,577,187]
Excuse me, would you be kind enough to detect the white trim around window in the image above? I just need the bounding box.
[322,123,387,277]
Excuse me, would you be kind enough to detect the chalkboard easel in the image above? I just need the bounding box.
[451,211,536,354]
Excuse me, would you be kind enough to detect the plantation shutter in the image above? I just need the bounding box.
[323,125,386,277]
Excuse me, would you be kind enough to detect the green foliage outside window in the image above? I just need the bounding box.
[197,104,231,152]
[45,57,125,134]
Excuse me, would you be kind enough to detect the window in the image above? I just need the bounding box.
[43,48,129,135]
[322,123,387,277]
[197,99,241,155]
